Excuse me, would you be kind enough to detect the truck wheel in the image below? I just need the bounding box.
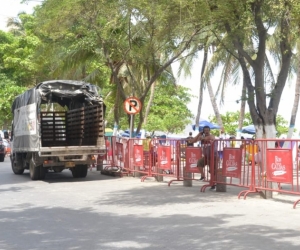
[39,166,46,180]
[30,157,46,180]
[11,155,24,175]
[71,165,88,178]
[0,154,4,162]
[79,165,88,178]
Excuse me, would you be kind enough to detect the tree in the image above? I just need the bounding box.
[0,83,28,128]
[208,0,297,139]
[33,0,210,134]
[285,42,300,139]
[1,13,41,86]
[142,83,194,134]
[209,111,289,137]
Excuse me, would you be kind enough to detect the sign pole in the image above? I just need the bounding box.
[129,114,134,138]
[123,96,142,138]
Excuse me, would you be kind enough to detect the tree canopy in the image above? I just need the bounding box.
[0,0,298,136]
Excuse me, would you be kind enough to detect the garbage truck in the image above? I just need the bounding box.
[10,80,106,180]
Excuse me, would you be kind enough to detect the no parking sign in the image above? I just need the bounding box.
[123,97,142,115]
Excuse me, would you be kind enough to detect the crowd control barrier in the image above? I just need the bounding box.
[105,137,183,181]
[168,143,217,187]
[96,136,117,172]
[237,139,300,209]
[203,138,300,209]
[198,139,259,194]
[99,136,300,208]
[139,138,182,182]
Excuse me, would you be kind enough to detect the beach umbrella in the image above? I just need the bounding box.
[241,124,256,134]
[192,119,221,131]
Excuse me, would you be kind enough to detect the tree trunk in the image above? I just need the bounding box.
[114,86,120,128]
[236,79,247,138]
[144,81,156,124]
[207,80,223,128]
[286,62,300,139]
[195,49,208,125]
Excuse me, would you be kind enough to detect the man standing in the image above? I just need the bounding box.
[186,132,194,147]
[187,125,219,189]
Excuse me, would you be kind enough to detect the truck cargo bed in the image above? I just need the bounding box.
[41,105,104,147]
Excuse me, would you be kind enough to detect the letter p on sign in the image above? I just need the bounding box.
[123,97,142,115]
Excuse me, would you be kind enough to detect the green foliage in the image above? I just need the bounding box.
[112,83,194,133]
[143,84,193,133]
[209,112,251,136]
[0,14,40,86]
[275,115,290,136]
[1,0,299,138]
[0,83,28,128]
[209,111,289,137]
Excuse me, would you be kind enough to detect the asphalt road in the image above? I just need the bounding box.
[1,156,300,250]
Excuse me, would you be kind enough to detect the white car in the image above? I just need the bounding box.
[2,139,10,155]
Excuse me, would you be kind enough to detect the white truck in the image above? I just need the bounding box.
[10,80,106,180]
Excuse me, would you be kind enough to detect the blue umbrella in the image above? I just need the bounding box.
[241,124,256,134]
[192,119,221,131]
[121,130,142,138]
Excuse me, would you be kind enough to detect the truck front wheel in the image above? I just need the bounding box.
[71,165,88,178]
[30,157,46,180]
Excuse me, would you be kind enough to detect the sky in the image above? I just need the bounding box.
[0,0,299,131]
[175,55,299,130]
[0,0,39,31]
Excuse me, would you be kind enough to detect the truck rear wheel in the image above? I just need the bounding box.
[11,154,25,175]
[30,157,46,180]
[0,154,5,162]
[71,165,88,178]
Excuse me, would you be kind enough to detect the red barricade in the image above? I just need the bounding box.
[105,137,182,181]
[105,136,300,208]
[167,146,202,186]
[168,141,219,187]
[238,139,300,208]
[185,147,202,173]
[200,138,300,208]
[95,136,114,171]
[140,138,182,182]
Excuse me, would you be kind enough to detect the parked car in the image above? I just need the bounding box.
[3,139,10,155]
[0,138,6,162]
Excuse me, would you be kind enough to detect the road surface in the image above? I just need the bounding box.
[0,157,300,250]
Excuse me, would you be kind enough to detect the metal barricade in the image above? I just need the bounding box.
[168,143,211,186]
[139,138,181,182]
[201,138,300,208]
[96,136,118,172]
[102,136,300,208]
[104,137,180,179]
[239,139,300,208]
[194,138,257,193]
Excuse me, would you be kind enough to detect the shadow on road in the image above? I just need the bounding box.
[0,203,299,250]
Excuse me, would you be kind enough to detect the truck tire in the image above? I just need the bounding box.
[11,154,25,175]
[79,165,88,178]
[0,154,5,162]
[71,165,88,178]
[30,157,46,180]
[39,166,46,180]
